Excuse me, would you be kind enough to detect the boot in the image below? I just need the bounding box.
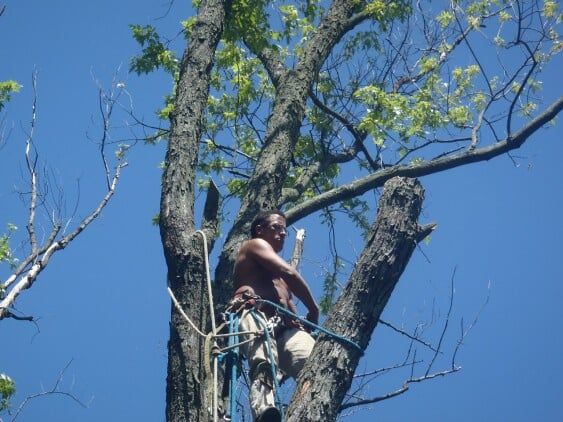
[256,406,281,422]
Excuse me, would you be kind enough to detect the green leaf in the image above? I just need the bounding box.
[0,373,15,411]
[0,80,22,111]
[436,10,454,27]
[0,224,18,269]
[129,25,179,76]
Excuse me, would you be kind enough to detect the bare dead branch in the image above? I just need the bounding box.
[10,360,87,421]
[409,366,461,384]
[58,162,125,248]
[25,72,39,254]
[289,228,306,269]
[0,162,125,320]
[97,88,113,190]
[2,223,61,290]
[340,366,461,412]
[1,310,34,321]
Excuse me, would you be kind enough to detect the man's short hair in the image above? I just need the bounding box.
[250,210,286,238]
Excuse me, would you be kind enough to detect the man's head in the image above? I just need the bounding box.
[251,210,287,252]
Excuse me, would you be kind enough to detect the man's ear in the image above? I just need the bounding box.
[255,224,263,236]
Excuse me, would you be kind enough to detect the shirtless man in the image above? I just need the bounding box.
[232,210,319,422]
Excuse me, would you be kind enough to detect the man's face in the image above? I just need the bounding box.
[257,214,287,252]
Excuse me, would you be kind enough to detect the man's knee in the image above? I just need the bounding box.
[277,328,315,378]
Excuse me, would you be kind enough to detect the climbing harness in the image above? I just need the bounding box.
[166,230,363,422]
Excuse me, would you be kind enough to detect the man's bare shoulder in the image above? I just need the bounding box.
[239,237,273,254]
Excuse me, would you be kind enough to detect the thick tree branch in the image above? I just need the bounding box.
[245,40,287,88]
[159,0,231,259]
[285,96,563,224]
[344,10,372,31]
[2,223,60,290]
[297,0,364,81]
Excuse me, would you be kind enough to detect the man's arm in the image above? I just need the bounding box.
[246,238,319,324]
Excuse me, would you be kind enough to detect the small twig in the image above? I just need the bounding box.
[425,267,456,376]
[352,360,423,379]
[452,280,491,368]
[409,366,461,384]
[379,319,439,353]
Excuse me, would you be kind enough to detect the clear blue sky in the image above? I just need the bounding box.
[1,1,562,421]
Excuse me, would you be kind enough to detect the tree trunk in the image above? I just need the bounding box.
[286,177,430,422]
[164,242,211,422]
[160,0,229,420]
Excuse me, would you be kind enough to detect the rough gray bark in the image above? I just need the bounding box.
[159,0,229,420]
[286,177,430,422]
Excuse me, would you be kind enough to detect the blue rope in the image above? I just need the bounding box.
[255,299,363,354]
[227,313,240,422]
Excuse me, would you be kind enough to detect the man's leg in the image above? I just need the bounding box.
[277,328,315,379]
[239,309,281,421]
